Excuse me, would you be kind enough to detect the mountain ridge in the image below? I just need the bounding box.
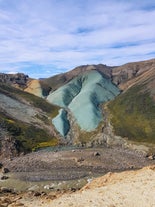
[1,58,155,156]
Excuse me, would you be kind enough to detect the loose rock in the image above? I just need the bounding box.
[2,168,10,174]
[94,152,100,156]
[0,175,9,180]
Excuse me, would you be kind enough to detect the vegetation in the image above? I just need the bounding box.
[77,120,104,146]
[108,84,155,143]
[0,112,59,152]
[0,83,60,153]
[0,82,59,118]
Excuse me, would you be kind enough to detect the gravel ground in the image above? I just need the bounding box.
[1,146,154,183]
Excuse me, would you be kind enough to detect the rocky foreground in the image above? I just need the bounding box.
[0,147,155,206]
[0,165,155,207]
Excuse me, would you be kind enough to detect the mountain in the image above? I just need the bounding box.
[0,78,60,157]
[1,58,155,157]
[47,70,119,136]
[109,58,155,144]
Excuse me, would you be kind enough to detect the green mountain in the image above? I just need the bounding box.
[1,58,155,156]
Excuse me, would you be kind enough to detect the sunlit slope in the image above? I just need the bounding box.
[47,70,120,135]
[108,84,155,143]
[24,79,43,97]
[0,83,60,153]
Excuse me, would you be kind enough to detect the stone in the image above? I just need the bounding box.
[77,157,84,162]
[2,168,10,174]
[33,192,41,197]
[94,152,100,156]
[0,175,9,180]
[1,187,12,193]
[148,155,155,160]
[0,163,3,169]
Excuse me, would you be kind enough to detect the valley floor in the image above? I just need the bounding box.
[0,146,155,206]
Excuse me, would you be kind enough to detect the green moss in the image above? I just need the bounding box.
[32,139,59,151]
[0,112,59,153]
[108,84,155,143]
[77,121,104,146]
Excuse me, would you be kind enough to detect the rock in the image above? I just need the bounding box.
[1,198,12,204]
[2,168,10,174]
[33,192,41,197]
[0,163,3,169]
[94,152,100,156]
[77,157,84,162]
[148,155,155,160]
[1,187,13,193]
[0,175,9,180]
[70,188,76,192]
[10,203,24,206]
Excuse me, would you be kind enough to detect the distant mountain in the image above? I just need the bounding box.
[1,58,155,156]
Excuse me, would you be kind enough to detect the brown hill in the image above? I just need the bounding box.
[112,58,155,92]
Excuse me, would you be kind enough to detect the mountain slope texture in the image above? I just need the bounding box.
[1,58,155,154]
[47,70,120,135]
[0,81,60,156]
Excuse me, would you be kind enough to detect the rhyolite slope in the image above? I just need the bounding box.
[47,70,120,136]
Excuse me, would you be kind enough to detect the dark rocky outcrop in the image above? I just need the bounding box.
[0,73,29,88]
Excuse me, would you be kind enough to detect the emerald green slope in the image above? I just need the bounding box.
[108,84,155,143]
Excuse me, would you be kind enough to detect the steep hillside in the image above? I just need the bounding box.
[112,58,155,91]
[0,82,60,156]
[108,59,155,144]
[47,70,120,136]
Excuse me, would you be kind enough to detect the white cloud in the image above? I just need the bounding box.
[0,0,154,78]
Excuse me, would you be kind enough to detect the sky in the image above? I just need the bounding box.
[0,0,155,78]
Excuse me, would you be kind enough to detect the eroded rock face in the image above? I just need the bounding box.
[52,109,70,136]
[47,70,120,135]
[112,58,155,89]
[0,73,29,88]
[0,130,20,158]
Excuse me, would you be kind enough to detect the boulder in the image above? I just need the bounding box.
[0,175,9,180]
[0,163,3,169]
[2,168,10,174]
[94,152,100,156]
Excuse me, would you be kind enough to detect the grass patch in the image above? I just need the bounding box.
[32,139,59,151]
[77,120,104,146]
[108,84,155,143]
[0,112,59,153]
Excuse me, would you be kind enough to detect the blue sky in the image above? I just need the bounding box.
[0,0,155,78]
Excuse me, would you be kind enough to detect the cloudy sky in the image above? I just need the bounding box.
[0,0,155,78]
